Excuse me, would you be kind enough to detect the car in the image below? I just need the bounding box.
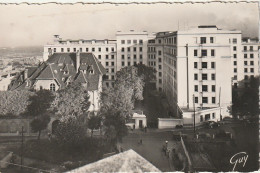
[204,121,220,129]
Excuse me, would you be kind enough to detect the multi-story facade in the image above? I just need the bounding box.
[156,26,243,125]
[44,31,150,87]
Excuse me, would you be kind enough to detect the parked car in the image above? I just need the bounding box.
[204,121,220,129]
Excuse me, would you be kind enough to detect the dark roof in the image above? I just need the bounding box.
[8,53,105,91]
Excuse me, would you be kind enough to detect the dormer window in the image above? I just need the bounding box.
[62,78,65,81]
[64,71,68,75]
[83,70,87,74]
[89,70,94,74]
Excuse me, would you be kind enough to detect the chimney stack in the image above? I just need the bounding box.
[76,50,80,72]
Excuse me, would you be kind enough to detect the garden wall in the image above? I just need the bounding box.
[158,118,183,129]
[0,117,32,135]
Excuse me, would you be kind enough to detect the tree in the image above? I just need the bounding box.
[54,114,87,145]
[27,89,55,140]
[51,84,90,117]
[88,114,101,137]
[135,63,156,87]
[232,76,259,117]
[0,90,34,116]
[30,114,50,140]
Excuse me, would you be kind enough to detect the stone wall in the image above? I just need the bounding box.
[0,117,32,134]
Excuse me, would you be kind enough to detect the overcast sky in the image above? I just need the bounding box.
[0,3,258,47]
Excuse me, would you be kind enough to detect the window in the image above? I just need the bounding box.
[111,68,115,73]
[211,62,215,69]
[200,115,203,122]
[106,62,109,66]
[106,47,108,52]
[158,65,162,69]
[212,97,216,104]
[244,75,248,80]
[122,62,125,66]
[127,40,131,44]
[202,62,207,68]
[54,48,56,52]
[111,55,114,59]
[80,48,82,52]
[233,54,237,58]
[250,54,254,58]
[139,47,143,52]
[244,54,247,58]
[106,55,109,59]
[158,51,162,56]
[134,47,137,52]
[202,85,208,92]
[202,50,207,56]
[250,46,253,51]
[212,113,215,119]
[111,62,114,66]
[234,75,237,80]
[92,48,95,52]
[202,73,208,80]
[159,79,162,84]
[202,97,208,103]
[133,40,137,44]
[159,58,162,62]
[194,74,198,80]
[233,46,237,51]
[61,48,64,52]
[86,48,89,52]
[111,75,115,80]
[233,38,237,44]
[194,62,198,68]
[140,55,143,59]
[250,61,254,65]
[244,46,247,51]
[121,48,125,52]
[234,83,238,88]
[73,48,76,52]
[98,47,101,52]
[134,55,137,59]
[67,48,70,52]
[234,61,237,66]
[127,47,131,52]
[250,68,254,73]
[195,85,198,92]
[205,114,210,121]
[194,50,198,56]
[128,62,131,66]
[211,49,215,57]
[234,68,237,73]
[111,48,114,52]
[121,55,125,59]
[212,85,215,92]
[159,72,162,77]
[200,37,206,44]
[244,61,247,65]
[210,37,214,43]
[195,97,198,103]
[211,74,215,80]
[98,55,101,59]
[121,40,125,44]
[139,40,143,44]
[50,83,55,91]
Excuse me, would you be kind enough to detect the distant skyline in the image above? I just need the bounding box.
[0,3,258,47]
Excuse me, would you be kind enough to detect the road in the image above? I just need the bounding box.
[120,130,177,172]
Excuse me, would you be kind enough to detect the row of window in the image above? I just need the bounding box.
[106,68,115,73]
[243,46,260,51]
[199,37,215,44]
[121,61,143,66]
[243,54,254,58]
[105,62,115,66]
[51,47,115,53]
[194,73,215,80]
[121,47,143,52]
[148,47,156,52]
[233,68,254,73]
[194,85,216,92]
[98,54,115,60]
[200,113,216,122]
[194,49,215,57]
[233,61,255,66]
[121,54,143,59]
[148,54,156,59]
[194,96,216,104]
[121,39,143,44]
[194,62,215,69]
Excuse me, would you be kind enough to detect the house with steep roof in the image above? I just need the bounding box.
[9,51,106,112]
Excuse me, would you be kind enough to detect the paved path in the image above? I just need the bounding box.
[121,131,177,172]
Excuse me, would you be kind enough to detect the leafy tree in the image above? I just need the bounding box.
[232,76,259,117]
[0,90,34,116]
[135,63,156,86]
[30,114,50,140]
[55,114,87,145]
[27,89,55,140]
[88,114,101,137]
[51,84,90,117]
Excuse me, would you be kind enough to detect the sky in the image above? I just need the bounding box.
[0,3,258,47]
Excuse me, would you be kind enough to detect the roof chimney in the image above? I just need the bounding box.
[76,50,80,72]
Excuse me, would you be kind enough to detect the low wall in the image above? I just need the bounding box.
[158,118,183,129]
[0,117,32,134]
